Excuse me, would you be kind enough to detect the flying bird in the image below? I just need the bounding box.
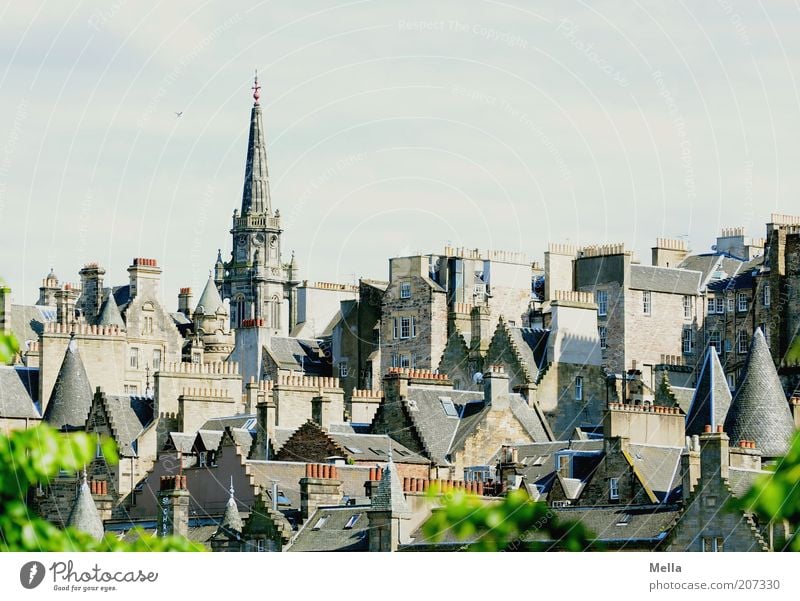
[174,111,183,118]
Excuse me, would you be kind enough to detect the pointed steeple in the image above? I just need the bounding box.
[96,295,125,329]
[66,470,105,540]
[241,71,271,215]
[195,273,226,317]
[220,476,244,532]
[43,338,93,430]
[724,329,795,457]
[686,347,732,436]
[371,445,410,516]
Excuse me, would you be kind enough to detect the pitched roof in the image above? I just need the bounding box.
[629,265,702,295]
[686,347,732,436]
[0,366,40,419]
[96,295,125,328]
[625,444,683,502]
[371,459,410,515]
[43,341,93,430]
[677,253,745,289]
[287,506,370,552]
[194,275,226,317]
[66,477,105,540]
[96,394,154,457]
[724,329,795,457]
[264,337,329,375]
[509,327,549,379]
[9,303,55,345]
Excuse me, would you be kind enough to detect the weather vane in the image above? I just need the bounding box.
[252,70,261,105]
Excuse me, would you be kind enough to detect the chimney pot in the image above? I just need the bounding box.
[704,425,712,433]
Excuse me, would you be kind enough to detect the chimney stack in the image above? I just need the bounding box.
[483,365,509,408]
[128,258,162,301]
[78,263,106,323]
[157,475,190,537]
[300,463,343,522]
[700,425,730,483]
[177,287,193,317]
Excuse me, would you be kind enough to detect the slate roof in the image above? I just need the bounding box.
[509,327,549,377]
[371,460,411,515]
[0,366,41,419]
[264,337,329,375]
[677,253,745,289]
[686,347,732,436]
[195,275,226,316]
[228,428,255,457]
[98,395,154,457]
[43,342,93,430]
[96,296,125,328]
[9,303,55,345]
[66,478,105,540]
[200,414,256,432]
[625,444,683,502]
[327,432,428,465]
[220,490,244,532]
[405,504,680,550]
[166,432,195,454]
[287,505,370,552]
[728,467,766,498]
[629,265,702,295]
[724,329,795,457]
[670,386,696,414]
[241,98,272,214]
[195,430,224,453]
[707,267,758,292]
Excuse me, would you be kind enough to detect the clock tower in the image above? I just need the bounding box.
[217,73,297,335]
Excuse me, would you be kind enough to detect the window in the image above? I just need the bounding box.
[737,292,748,313]
[235,299,245,328]
[312,515,328,530]
[411,316,417,338]
[391,353,398,368]
[344,514,361,529]
[440,396,459,417]
[715,297,724,314]
[198,452,207,468]
[727,373,736,390]
[760,323,769,345]
[707,299,716,315]
[129,347,139,369]
[701,537,724,552]
[727,296,734,313]
[609,478,620,500]
[683,296,692,319]
[369,448,387,456]
[392,318,398,339]
[191,352,201,364]
[557,454,570,477]
[411,354,417,368]
[682,327,694,354]
[575,376,583,401]
[399,354,411,368]
[95,436,102,458]
[256,539,266,552]
[152,349,162,371]
[345,446,363,454]
[270,296,280,329]
[143,316,154,335]
[400,282,411,299]
[642,291,651,315]
[123,384,138,395]
[339,361,349,377]
[596,290,608,316]
[400,317,411,339]
[737,330,749,354]
[708,330,721,353]
[763,283,771,307]
[598,326,607,350]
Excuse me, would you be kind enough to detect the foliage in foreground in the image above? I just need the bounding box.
[733,431,800,551]
[0,424,205,551]
[422,488,596,551]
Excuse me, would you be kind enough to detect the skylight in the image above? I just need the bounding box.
[312,516,328,530]
[345,446,363,454]
[344,514,361,529]
[440,396,458,417]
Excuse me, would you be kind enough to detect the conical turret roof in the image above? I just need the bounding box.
[724,329,795,457]
[96,295,125,329]
[371,452,410,516]
[194,274,226,317]
[43,340,93,430]
[686,347,732,436]
[66,474,105,541]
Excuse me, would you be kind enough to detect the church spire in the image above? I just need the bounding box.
[241,70,271,216]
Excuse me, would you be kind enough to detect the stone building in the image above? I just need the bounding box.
[379,247,533,377]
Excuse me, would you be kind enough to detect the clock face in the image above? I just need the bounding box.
[254,233,265,246]
[236,235,247,247]
[269,235,278,247]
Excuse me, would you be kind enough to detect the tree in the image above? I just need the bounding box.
[422,488,596,551]
[733,431,800,551]
[0,324,203,551]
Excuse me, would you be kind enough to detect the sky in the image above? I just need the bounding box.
[1,1,799,305]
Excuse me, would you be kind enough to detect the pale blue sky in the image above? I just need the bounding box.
[1,1,798,304]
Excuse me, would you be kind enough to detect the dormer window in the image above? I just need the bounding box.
[400,282,411,299]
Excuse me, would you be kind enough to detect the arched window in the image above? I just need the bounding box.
[270,296,280,329]
[234,296,246,328]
